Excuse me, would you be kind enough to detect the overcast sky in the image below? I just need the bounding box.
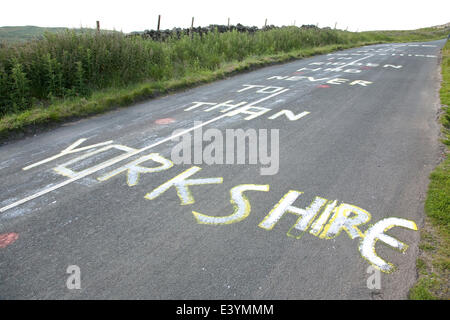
[1,0,449,33]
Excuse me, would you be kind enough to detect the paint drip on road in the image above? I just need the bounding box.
[0,233,19,248]
[155,118,176,125]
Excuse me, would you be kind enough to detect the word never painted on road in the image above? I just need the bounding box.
[11,139,418,273]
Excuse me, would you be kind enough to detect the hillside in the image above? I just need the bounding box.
[0,26,113,43]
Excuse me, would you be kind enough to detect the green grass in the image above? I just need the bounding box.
[0,42,362,139]
[0,26,449,140]
[409,277,439,300]
[409,40,450,300]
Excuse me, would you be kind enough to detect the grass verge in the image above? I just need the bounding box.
[409,40,449,300]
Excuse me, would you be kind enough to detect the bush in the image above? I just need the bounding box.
[0,26,448,116]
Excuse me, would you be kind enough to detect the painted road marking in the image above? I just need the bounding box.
[335,54,374,68]
[258,190,327,239]
[155,118,176,125]
[327,53,437,58]
[0,89,289,213]
[266,55,379,86]
[360,218,418,273]
[268,110,310,120]
[3,149,421,272]
[0,232,19,248]
[145,166,223,205]
[267,76,373,86]
[22,138,113,171]
[307,62,403,71]
[1,46,429,273]
[97,153,174,186]
[193,184,270,224]
[185,181,419,273]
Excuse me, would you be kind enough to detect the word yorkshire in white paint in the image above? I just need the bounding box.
[2,85,289,214]
[3,137,418,273]
[360,218,418,273]
[191,180,416,273]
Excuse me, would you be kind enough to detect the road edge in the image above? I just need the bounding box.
[409,40,449,300]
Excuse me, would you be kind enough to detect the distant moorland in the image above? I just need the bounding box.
[0,26,115,43]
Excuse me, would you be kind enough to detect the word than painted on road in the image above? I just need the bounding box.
[183,85,310,122]
[0,85,297,214]
[8,139,418,273]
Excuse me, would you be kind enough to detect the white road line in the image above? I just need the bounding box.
[23,139,113,171]
[0,89,289,213]
[339,54,374,69]
[244,89,289,106]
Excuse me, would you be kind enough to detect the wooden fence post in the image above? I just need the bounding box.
[191,17,194,39]
[96,21,100,32]
[157,15,161,31]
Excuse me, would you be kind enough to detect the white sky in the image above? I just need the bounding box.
[1,0,449,33]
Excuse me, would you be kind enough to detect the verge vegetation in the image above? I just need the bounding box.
[409,39,449,300]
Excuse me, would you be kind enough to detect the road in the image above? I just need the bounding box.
[0,39,445,299]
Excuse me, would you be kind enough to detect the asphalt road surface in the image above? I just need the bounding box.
[0,39,445,299]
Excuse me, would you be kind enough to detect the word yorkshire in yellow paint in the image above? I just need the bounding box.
[93,151,417,273]
[15,139,418,274]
